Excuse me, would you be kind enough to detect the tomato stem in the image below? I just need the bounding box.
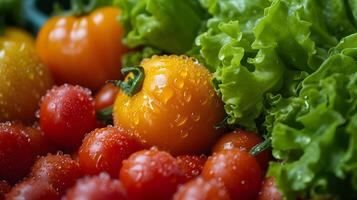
[0,16,4,36]
[250,138,271,156]
[96,106,113,125]
[108,66,145,97]
[70,0,97,16]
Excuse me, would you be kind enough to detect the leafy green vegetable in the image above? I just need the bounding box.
[265,33,357,199]
[198,0,357,129]
[121,47,161,67]
[115,0,207,54]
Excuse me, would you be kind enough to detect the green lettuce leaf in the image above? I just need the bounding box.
[115,0,207,54]
[266,33,357,200]
[199,0,357,129]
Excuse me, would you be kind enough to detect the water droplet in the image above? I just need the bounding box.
[200,98,208,106]
[174,78,184,89]
[183,90,192,102]
[133,114,140,125]
[209,90,215,97]
[191,113,200,122]
[175,114,188,127]
[180,69,188,77]
[161,89,174,104]
[179,130,189,138]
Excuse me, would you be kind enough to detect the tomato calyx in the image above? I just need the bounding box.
[108,66,145,97]
[96,106,113,125]
[0,16,4,35]
[250,138,272,156]
[58,0,101,17]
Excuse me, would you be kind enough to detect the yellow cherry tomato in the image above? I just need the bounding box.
[113,55,225,155]
[0,28,53,122]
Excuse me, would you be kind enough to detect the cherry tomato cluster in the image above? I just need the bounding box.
[0,55,282,199]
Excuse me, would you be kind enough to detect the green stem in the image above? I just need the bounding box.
[250,138,272,156]
[70,0,97,16]
[96,106,113,125]
[71,0,85,16]
[0,16,4,36]
[108,66,145,97]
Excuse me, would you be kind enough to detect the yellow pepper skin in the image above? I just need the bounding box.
[0,28,53,122]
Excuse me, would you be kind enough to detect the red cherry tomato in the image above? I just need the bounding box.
[177,155,207,181]
[202,149,262,200]
[79,126,143,178]
[30,154,82,195]
[64,173,127,200]
[22,123,58,156]
[0,122,34,184]
[257,177,282,200]
[119,148,185,200]
[173,177,230,200]
[213,129,271,170]
[6,178,59,200]
[40,84,98,150]
[0,180,10,200]
[94,84,119,110]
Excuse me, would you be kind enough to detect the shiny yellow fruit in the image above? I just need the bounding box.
[0,28,53,122]
[113,55,225,155]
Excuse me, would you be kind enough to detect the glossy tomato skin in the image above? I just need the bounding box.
[173,177,230,200]
[36,7,128,90]
[202,149,262,200]
[79,126,143,178]
[114,55,225,155]
[213,129,271,170]
[177,155,207,181]
[6,178,60,200]
[119,148,185,200]
[12,122,58,156]
[0,28,53,122]
[24,124,58,156]
[0,180,10,200]
[257,177,282,200]
[0,122,34,184]
[40,84,98,151]
[30,154,82,195]
[64,173,127,200]
[95,84,119,110]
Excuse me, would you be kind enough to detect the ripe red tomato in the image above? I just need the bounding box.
[0,180,10,200]
[12,122,58,156]
[257,177,282,200]
[202,149,262,200]
[177,155,207,181]
[213,129,271,170]
[30,154,82,195]
[79,126,143,177]
[64,173,127,200]
[94,84,119,110]
[39,84,98,150]
[0,122,34,184]
[6,178,59,200]
[173,177,230,200]
[119,148,185,200]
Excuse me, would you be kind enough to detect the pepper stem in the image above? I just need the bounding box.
[108,66,145,97]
